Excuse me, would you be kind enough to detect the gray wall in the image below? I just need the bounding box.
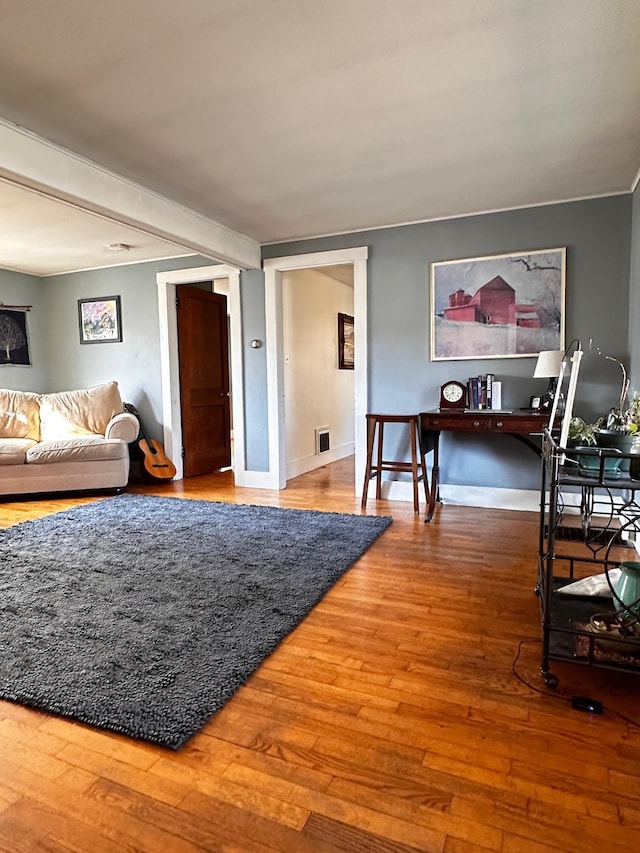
[263,195,633,490]
[0,268,50,391]
[630,183,640,387]
[239,268,269,471]
[0,193,633,492]
[41,256,215,439]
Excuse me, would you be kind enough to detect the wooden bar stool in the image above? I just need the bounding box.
[361,414,429,513]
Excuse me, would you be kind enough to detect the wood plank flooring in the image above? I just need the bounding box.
[0,457,639,852]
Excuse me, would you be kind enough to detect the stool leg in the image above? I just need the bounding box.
[409,418,419,513]
[375,420,384,500]
[417,421,430,510]
[361,416,376,509]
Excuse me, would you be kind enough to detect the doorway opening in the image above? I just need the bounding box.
[281,265,355,480]
[176,283,231,477]
[263,247,369,491]
[157,264,249,483]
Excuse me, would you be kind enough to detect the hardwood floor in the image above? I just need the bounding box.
[0,458,639,852]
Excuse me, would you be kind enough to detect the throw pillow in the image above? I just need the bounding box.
[39,381,124,440]
[0,389,41,440]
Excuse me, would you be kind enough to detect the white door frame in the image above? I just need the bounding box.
[263,247,369,490]
[156,264,251,483]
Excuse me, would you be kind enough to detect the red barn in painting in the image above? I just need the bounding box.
[442,288,483,322]
[443,275,541,327]
[515,306,542,328]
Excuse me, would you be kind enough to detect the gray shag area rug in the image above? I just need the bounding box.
[0,494,391,749]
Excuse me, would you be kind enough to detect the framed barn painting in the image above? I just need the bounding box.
[430,247,566,361]
[78,296,122,344]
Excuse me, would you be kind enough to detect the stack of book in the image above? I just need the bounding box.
[467,373,502,410]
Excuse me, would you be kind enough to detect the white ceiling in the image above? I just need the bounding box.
[316,264,354,287]
[0,180,191,276]
[0,0,639,276]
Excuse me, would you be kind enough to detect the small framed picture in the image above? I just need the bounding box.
[529,395,542,411]
[338,312,354,370]
[78,296,122,344]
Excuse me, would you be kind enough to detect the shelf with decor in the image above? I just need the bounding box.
[538,429,640,688]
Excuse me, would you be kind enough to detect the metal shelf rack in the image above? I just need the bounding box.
[538,429,640,688]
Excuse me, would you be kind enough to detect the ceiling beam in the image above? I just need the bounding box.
[0,118,261,270]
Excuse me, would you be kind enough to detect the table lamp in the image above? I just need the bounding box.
[534,350,564,409]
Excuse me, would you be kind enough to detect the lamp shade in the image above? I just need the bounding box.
[534,350,564,378]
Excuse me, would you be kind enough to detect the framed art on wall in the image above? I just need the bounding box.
[0,308,31,365]
[430,247,565,361]
[338,312,354,369]
[78,296,123,344]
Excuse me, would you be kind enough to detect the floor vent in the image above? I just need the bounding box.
[316,427,330,455]
[553,525,633,546]
[554,525,586,541]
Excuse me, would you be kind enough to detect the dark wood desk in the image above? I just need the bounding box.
[419,410,549,522]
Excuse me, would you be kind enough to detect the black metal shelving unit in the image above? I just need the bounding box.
[538,429,640,688]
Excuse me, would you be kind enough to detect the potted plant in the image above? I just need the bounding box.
[566,415,622,477]
[567,416,598,447]
[595,393,640,474]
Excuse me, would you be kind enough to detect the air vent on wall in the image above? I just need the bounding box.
[315,427,330,454]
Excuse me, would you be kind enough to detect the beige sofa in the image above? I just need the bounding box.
[0,381,139,497]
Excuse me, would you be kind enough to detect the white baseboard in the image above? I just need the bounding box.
[233,442,354,490]
[439,484,541,512]
[365,479,542,512]
[234,469,277,489]
[365,480,634,515]
[286,442,355,481]
[234,469,630,520]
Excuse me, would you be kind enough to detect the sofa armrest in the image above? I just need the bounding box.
[105,412,139,443]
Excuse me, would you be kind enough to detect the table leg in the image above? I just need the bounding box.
[425,432,440,523]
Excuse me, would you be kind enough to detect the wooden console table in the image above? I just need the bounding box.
[419,410,549,522]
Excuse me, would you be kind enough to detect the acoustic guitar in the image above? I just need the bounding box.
[124,403,177,481]
[138,436,177,480]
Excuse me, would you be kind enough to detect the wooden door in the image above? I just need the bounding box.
[177,285,231,476]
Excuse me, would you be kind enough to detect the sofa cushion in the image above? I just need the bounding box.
[0,389,40,440]
[26,436,128,465]
[0,438,37,464]
[39,381,124,441]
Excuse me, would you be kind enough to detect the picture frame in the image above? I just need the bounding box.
[430,247,565,361]
[529,395,542,411]
[338,312,354,370]
[0,308,31,366]
[78,296,122,344]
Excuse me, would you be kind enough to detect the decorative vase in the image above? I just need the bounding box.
[613,561,640,616]
[576,445,622,479]
[595,429,635,474]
